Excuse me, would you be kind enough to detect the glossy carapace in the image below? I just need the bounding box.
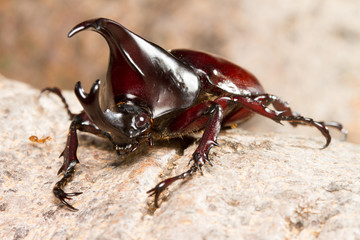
[42,18,346,210]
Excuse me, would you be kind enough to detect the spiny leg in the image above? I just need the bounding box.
[319,121,347,140]
[42,87,110,210]
[53,164,82,211]
[227,94,345,149]
[147,166,197,208]
[53,112,83,210]
[148,103,223,207]
[253,94,347,141]
[54,111,107,210]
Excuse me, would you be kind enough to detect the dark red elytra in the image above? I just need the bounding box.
[41,18,346,210]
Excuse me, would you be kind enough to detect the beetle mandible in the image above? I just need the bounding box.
[42,18,347,210]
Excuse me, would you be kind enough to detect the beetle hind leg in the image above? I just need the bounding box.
[278,115,332,149]
[254,94,347,140]
[319,121,347,140]
[229,94,346,148]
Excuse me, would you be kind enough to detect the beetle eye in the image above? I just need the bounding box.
[135,112,150,129]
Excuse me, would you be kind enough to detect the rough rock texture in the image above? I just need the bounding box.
[1,76,360,239]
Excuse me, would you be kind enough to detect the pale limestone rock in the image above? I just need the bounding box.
[1,76,360,239]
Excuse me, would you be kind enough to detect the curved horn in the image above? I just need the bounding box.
[74,80,131,143]
[68,18,196,78]
[68,18,199,116]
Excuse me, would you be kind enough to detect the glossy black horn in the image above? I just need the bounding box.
[74,80,132,144]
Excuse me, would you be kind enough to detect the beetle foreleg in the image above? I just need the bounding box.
[53,111,106,210]
[53,114,82,210]
[148,103,223,207]
[53,164,82,211]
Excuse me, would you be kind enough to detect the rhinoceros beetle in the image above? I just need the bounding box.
[42,18,347,210]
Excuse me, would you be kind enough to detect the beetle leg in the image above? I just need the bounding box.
[53,164,82,211]
[53,111,107,210]
[42,85,118,210]
[228,95,338,149]
[53,114,82,210]
[148,103,223,207]
[147,166,197,208]
[41,87,75,120]
[254,94,347,140]
[318,121,347,140]
[189,104,223,171]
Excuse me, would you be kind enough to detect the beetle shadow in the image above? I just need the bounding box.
[79,134,114,152]
[109,135,198,168]
[156,135,197,155]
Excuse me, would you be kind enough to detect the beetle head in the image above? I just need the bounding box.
[75,80,152,154]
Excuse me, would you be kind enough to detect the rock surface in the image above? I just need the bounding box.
[1,76,360,239]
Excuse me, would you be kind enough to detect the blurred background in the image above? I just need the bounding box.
[0,0,359,143]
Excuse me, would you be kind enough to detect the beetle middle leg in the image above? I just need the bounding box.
[148,102,223,207]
